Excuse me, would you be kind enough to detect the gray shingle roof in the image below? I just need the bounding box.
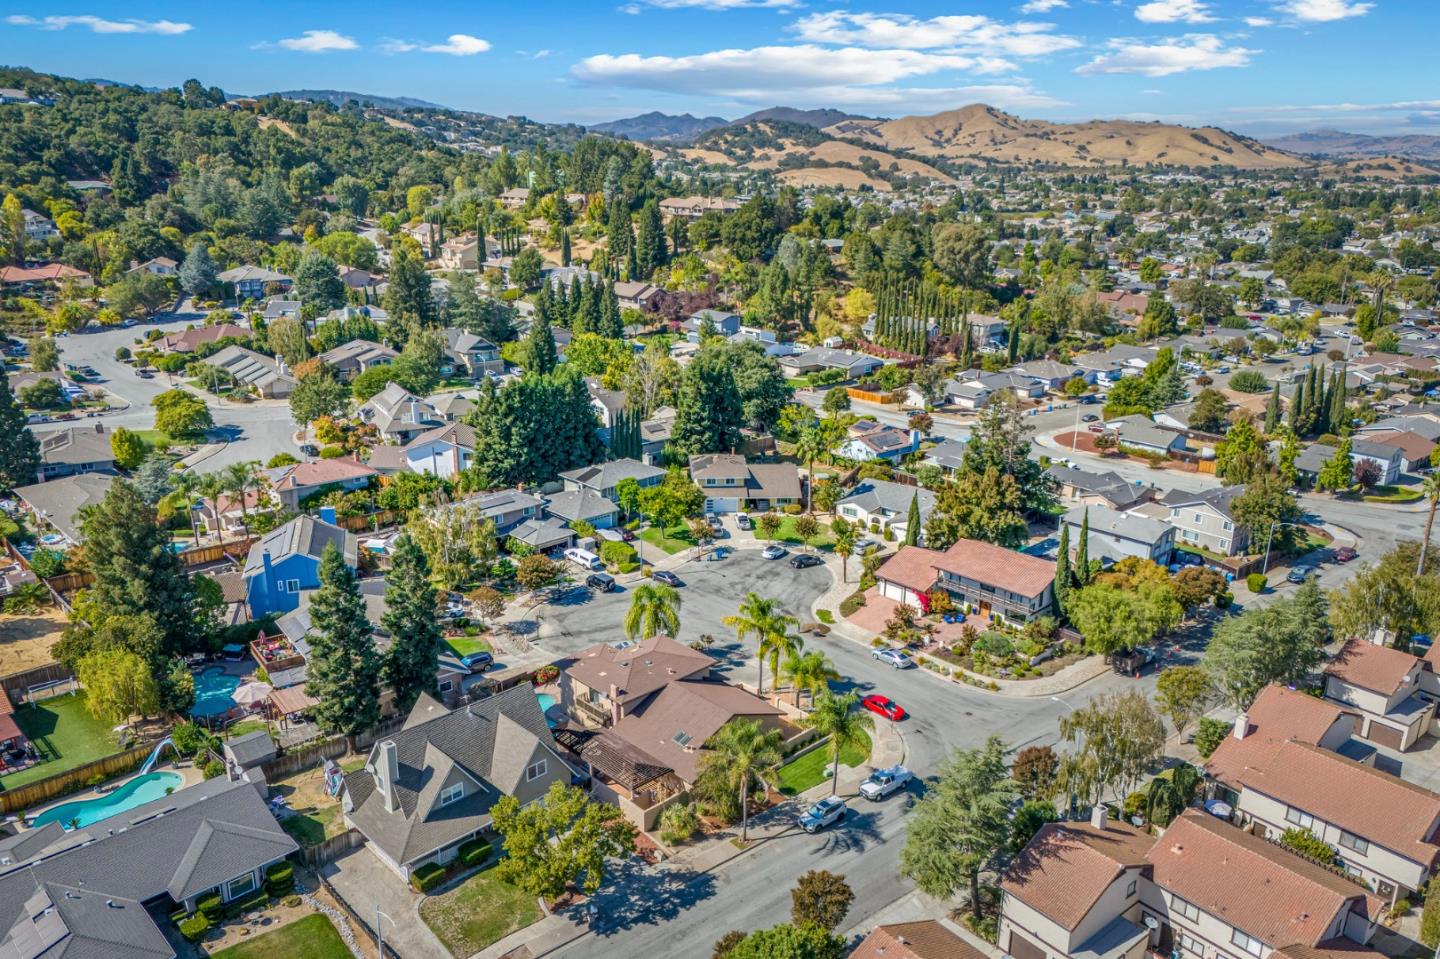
[543,488,619,524]
[838,479,935,518]
[558,458,665,492]
[223,731,277,770]
[34,427,116,468]
[243,515,358,574]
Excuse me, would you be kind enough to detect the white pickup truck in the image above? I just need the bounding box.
[859,765,913,801]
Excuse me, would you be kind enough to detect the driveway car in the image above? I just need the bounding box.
[854,538,880,554]
[798,796,848,833]
[859,765,913,801]
[617,527,636,542]
[761,544,788,560]
[736,513,753,531]
[585,572,617,593]
[1333,546,1357,563]
[1287,566,1313,584]
[458,650,493,673]
[872,648,914,669]
[651,570,683,587]
[861,694,906,721]
[789,553,823,569]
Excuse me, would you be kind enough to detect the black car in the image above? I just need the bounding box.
[585,572,617,592]
[300,443,320,457]
[789,554,823,569]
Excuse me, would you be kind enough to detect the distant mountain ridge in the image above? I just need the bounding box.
[733,106,867,129]
[268,89,450,111]
[589,111,728,142]
[1263,129,1440,161]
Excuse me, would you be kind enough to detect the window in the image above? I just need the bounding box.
[1284,807,1315,830]
[1220,540,1230,551]
[1171,507,1180,518]
[226,872,257,901]
[1177,933,1204,957]
[440,782,464,806]
[1338,830,1369,855]
[1194,513,1203,524]
[1222,521,1233,531]
[1173,896,1200,922]
[526,759,547,782]
[1126,879,1137,897]
[438,680,453,693]
[1230,929,1264,957]
[285,579,300,593]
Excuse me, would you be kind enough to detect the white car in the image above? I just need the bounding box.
[854,538,881,554]
[872,648,914,669]
[859,765,913,801]
[761,544,788,560]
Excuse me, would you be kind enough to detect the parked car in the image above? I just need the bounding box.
[859,765,913,801]
[300,443,320,457]
[1287,565,1313,584]
[1333,546,1357,563]
[761,544,788,560]
[736,513,753,531]
[135,368,154,378]
[1087,422,1106,433]
[652,570,683,587]
[706,512,724,534]
[458,650,493,673]
[789,554,823,569]
[798,796,848,833]
[861,694,907,721]
[1081,413,1099,422]
[854,537,880,554]
[617,527,636,543]
[585,572,617,593]
[872,648,914,669]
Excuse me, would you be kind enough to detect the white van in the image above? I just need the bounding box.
[564,547,604,571]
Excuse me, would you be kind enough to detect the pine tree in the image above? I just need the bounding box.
[904,493,921,546]
[1007,320,1020,363]
[1054,523,1071,616]
[307,544,381,735]
[381,533,442,714]
[0,372,38,489]
[1328,366,1347,432]
[1075,508,1090,585]
[1288,379,1305,434]
[521,316,558,375]
[561,229,572,267]
[1264,381,1282,434]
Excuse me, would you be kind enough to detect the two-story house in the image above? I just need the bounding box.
[1062,504,1175,567]
[1323,639,1437,751]
[368,423,476,479]
[1048,465,1155,511]
[836,480,935,544]
[1152,486,1249,557]
[356,383,444,445]
[875,540,1056,624]
[315,339,398,382]
[243,513,357,618]
[442,328,504,379]
[33,424,116,481]
[837,420,920,463]
[688,453,803,514]
[217,265,292,301]
[469,489,544,536]
[558,458,665,503]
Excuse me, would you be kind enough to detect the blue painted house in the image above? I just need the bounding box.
[244,511,358,619]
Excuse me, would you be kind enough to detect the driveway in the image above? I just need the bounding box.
[321,847,451,959]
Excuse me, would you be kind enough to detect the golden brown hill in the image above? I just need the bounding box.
[1316,156,1440,180]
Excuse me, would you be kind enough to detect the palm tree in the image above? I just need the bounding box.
[805,692,873,795]
[792,425,826,513]
[698,718,784,842]
[723,592,799,696]
[1145,763,1201,826]
[166,469,203,543]
[222,460,263,538]
[1419,471,1440,575]
[832,523,855,584]
[623,582,681,641]
[782,649,839,707]
[197,471,228,544]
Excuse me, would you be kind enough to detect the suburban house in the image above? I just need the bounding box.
[938,379,993,412]
[837,420,920,462]
[999,809,1384,959]
[369,424,477,478]
[315,339,398,381]
[688,453,803,514]
[1062,504,1175,567]
[356,383,444,445]
[779,347,883,380]
[153,323,251,355]
[640,407,677,466]
[1108,415,1186,457]
[243,513,358,618]
[207,345,297,399]
[1047,465,1155,511]
[1368,431,1439,473]
[128,255,178,276]
[0,776,297,957]
[506,516,575,554]
[953,369,1047,401]
[587,378,627,432]
[11,473,114,545]
[1323,638,1439,752]
[1205,685,1359,800]
[836,479,935,544]
[217,264,292,300]
[543,487,621,530]
[498,187,530,209]
[21,208,57,241]
[1152,486,1249,557]
[683,309,741,339]
[876,539,1056,624]
[33,424,116,481]
[266,459,377,512]
[261,300,301,323]
[0,263,92,289]
[438,233,482,271]
[341,685,570,880]
[441,328,504,379]
[920,438,968,475]
[1007,359,1086,391]
[558,458,665,502]
[851,921,986,959]
[613,280,663,312]
[197,489,273,540]
[659,196,741,218]
[467,488,544,535]
[403,221,440,257]
[1295,441,1405,488]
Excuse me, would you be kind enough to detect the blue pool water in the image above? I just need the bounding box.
[32,771,185,830]
[190,666,240,717]
[536,692,558,728]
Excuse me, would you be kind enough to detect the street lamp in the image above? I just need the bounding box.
[376,908,395,957]
[1260,521,1306,577]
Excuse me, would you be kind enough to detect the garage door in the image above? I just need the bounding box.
[1007,930,1047,959]
[1365,720,1405,750]
[705,497,739,514]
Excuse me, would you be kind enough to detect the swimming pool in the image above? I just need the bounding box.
[536,692,559,728]
[191,666,241,718]
[32,771,184,830]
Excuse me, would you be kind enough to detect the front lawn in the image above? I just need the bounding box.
[762,516,834,550]
[445,635,493,658]
[211,914,350,959]
[1364,485,1424,504]
[419,863,542,958]
[774,729,872,796]
[5,692,120,788]
[639,525,695,555]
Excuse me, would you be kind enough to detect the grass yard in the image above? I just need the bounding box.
[4,692,119,789]
[272,765,348,848]
[211,914,350,959]
[445,635,493,658]
[420,864,542,958]
[129,429,173,448]
[760,516,834,551]
[1364,485,1424,504]
[639,525,695,555]
[774,729,872,796]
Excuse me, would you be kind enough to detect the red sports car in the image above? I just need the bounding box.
[862,694,907,721]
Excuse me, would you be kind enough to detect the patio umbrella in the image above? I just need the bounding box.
[232,682,273,707]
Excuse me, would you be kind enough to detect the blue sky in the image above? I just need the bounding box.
[3,1,1434,135]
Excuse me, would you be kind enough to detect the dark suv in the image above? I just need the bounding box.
[585,572,617,592]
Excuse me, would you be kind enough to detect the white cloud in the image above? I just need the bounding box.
[277,30,357,52]
[574,45,1016,100]
[1275,0,1372,20]
[1134,0,1216,23]
[379,38,418,53]
[790,11,1082,56]
[1020,0,1068,11]
[422,34,490,55]
[1077,34,1257,76]
[5,14,190,34]
[1244,16,1274,25]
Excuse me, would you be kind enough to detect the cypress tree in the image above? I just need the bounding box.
[1054,523,1071,616]
[1329,366,1347,431]
[381,532,442,714]
[520,316,558,375]
[904,492,921,546]
[1264,380,1282,434]
[0,372,39,489]
[1007,320,1021,363]
[561,228,572,267]
[307,544,381,735]
[1075,508,1090,585]
[1289,378,1305,434]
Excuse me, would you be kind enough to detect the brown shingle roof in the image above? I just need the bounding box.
[875,546,944,593]
[933,539,1056,598]
[1325,638,1419,696]
[270,458,378,491]
[1002,818,1155,930]
[1205,685,1352,790]
[602,679,782,783]
[850,921,988,959]
[1147,812,1383,949]
[562,636,714,706]
[1273,940,1388,959]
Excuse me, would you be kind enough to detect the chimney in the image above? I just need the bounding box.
[1234,712,1250,740]
[319,505,338,526]
[608,683,621,725]
[375,741,400,813]
[1091,805,1110,831]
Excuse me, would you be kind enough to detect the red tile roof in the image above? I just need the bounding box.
[875,546,944,593]
[1002,818,1155,930]
[1147,812,1383,949]
[270,458,377,491]
[1325,638,1420,696]
[850,922,988,959]
[1205,685,1352,789]
[0,263,90,284]
[933,539,1056,598]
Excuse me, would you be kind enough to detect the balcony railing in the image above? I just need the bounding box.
[575,697,612,727]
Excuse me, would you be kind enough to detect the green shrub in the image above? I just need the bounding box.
[1423,878,1440,949]
[1122,790,1148,820]
[319,444,346,459]
[1246,573,1267,593]
[223,886,268,919]
[201,758,225,780]
[600,540,636,569]
[458,838,492,868]
[1229,370,1269,393]
[410,862,447,893]
[782,503,803,515]
[1193,717,1230,759]
[816,609,834,624]
[178,914,209,942]
[975,632,1014,658]
[1280,827,1338,864]
[196,893,223,921]
[839,590,867,617]
[264,861,295,896]
[659,803,700,846]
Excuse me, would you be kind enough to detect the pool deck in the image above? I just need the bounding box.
[21,759,206,830]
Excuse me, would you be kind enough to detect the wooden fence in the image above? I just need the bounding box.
[301,828,366,868]
[846,387,899,405]
[0,740,155,816]
[259,716,405,781]
[337,511,401,532]
[1,663,74,704]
